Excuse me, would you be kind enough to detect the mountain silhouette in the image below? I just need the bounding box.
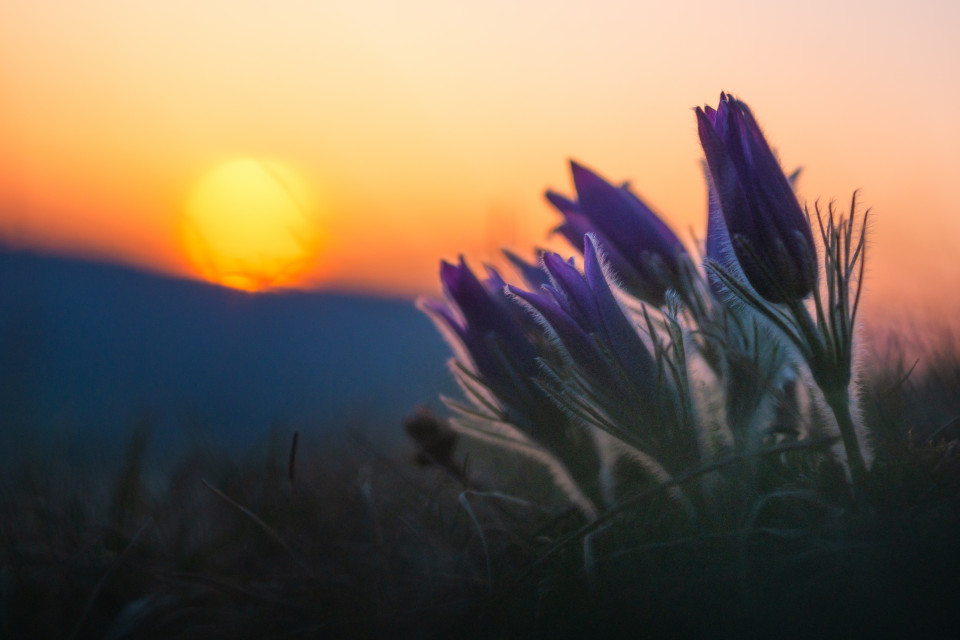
[0,250,454,465]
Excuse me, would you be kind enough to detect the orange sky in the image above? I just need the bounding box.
[2,0,959,321]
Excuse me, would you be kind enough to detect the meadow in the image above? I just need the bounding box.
[1,333,959,639]
[3,95,960,639]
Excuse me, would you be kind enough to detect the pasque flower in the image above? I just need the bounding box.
[420,257,605,512]
[417,92,875,519]
[697,93,817,304]
[507,235,664,423]
[546,161,687,306]
[699,95,872,495]
[507,235,701,479]
[420,257,540,411]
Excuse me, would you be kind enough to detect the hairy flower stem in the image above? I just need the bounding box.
[822,387,869,501]
[709,196,872,502]
[788,300,867,495]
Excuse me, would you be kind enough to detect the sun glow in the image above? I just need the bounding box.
[181,158,328,292]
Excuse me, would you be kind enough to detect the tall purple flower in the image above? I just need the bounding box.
[420,258,539,406]
[420,258,583,445]
[507,235,662,415]
[420,257,605,509]
[546,161,687,306]
[507,235,698,473]
[696,93,817,303]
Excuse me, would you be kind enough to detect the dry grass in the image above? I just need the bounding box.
[2,340,959,639]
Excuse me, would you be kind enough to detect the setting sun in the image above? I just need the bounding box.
[180,158,328,292]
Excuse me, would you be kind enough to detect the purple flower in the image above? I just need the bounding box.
[421,257,605,506]
[507,235,660,409]
[422,257,539,393]
[546,161,687,306]
[421,258,574,443]
[696,93,817,303]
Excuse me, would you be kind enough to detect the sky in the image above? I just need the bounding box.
[2,0,959,321]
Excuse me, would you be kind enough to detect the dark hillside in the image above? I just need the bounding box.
[0,250,452,463]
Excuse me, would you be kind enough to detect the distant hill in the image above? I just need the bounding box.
[0,250,454,464]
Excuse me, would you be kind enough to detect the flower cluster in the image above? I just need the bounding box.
[420,93,872,518]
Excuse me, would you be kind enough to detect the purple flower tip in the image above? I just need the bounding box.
[697,93,817,303]
[544,160,687,305]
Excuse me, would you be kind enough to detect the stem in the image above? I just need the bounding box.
[822,387,869,499]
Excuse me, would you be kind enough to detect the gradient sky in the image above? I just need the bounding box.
[2,0,958,320]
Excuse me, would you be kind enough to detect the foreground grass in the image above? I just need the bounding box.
[2,341,960,639]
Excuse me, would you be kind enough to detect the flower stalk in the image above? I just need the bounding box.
[707,194,871,495]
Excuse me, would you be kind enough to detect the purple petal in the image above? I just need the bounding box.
[583,235,657,387]
[703,104,717,125]
[440,257,536,369]
[482,265,507,295]
[503,249,551,291]
[545,190,580,216]
[542,251,602,332]
[551,212,592,253]
[571,161,683,271]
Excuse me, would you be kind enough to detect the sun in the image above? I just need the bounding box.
[181,157,328,292]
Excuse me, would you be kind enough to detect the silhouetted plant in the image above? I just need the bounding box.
[421,92,878,547]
